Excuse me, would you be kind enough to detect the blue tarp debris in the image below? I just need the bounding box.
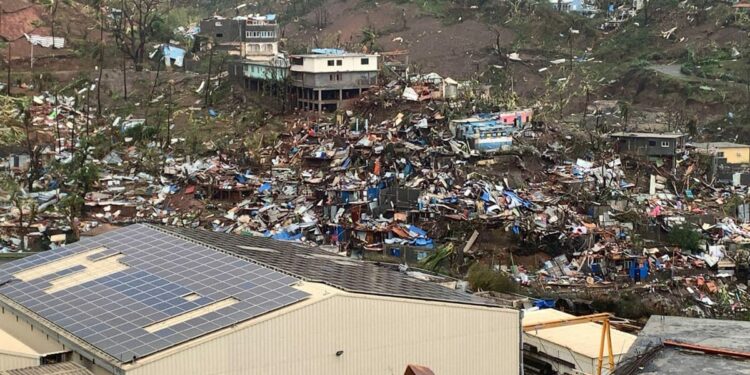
[533,299,556,309]
[258,182,272,193]
[408,225,427,237]
[311,48,346,55]
[161,44,186,67]
[235,174,248,183]
[504,191,532,209]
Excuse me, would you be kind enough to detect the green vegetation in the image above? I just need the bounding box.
[466,263,519,293]
[667,224,702,253]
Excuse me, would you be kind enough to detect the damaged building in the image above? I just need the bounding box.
[289,49,379,112]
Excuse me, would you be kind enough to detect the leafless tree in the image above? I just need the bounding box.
[109,0,169,71]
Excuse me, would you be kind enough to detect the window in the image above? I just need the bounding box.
[246,31,276,38]
[361,58,369,65]
[717,151,725,157]
[327,60,335,66]
[648,140,656,147]
[215,33,223,38]
[336,60,343,66]
[329,74,342,81]
[661,141,670,147]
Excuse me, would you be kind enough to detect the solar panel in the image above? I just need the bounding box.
[158,225,495,307]
[0,224,310,362]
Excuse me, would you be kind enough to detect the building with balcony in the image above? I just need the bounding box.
[199,14,278,58]
[289,49,379,112]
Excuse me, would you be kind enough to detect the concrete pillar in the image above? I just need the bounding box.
[317,89,322,113]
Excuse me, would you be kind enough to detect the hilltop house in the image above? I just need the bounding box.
[201,14,290,91]
[692,142,750,165]
[289,49,379,112]
[610,132,686,167]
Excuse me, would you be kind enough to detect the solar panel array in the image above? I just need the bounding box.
[0,224,309,362]
[157,225,496,307]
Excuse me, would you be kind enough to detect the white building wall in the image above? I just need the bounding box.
[125,289,519,375]
[292,55,378,73]
[0,352,38,371]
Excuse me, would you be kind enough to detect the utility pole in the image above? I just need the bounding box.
[2,6,9,96]
[97,7,104,119]
[85,83,91,136]
[166,80,173,150]
[55,91,61,151]
[205,39,214,109]
[6,38,10,96]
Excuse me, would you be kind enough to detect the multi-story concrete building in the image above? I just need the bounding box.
[289,49,379,112]
[199,14,279,57]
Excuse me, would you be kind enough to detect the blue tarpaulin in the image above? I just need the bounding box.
[403,162,413,176]
[258,182,272,193]
[481,191,493,203]
[161,44,186,67]
[408,225,427,237]
[270,232,303,241]
[235,174,248,183]
[367,187,380,201]
[504,191,532,209]
[442,196,458,204]
[533,299,556,309]
[311,48,346,55]
[412,238,434,248]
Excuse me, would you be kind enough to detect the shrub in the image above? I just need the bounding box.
[466,263,519,293]
[667,224,702,253]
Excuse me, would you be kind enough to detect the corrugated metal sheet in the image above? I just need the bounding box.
[0,353,38,372]
[24,34,64,49]
[126,290,520,375]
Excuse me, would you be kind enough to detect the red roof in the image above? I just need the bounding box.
[405,364,436,375]
[734,2,750,8]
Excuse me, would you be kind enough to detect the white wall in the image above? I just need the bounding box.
[125,286,519,375]
[291,55,378,73]
[0,352,38,372]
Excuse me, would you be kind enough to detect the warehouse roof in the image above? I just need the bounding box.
[0,224,309,362]
[621,315,750,374]
[0,363,94,375]
[523,309,636,359]
[155,225,494,306]
[0,224,495,366]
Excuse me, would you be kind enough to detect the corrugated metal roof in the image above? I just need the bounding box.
[1,362,93,375]
[692,142,750,149]
[610,132,685,139]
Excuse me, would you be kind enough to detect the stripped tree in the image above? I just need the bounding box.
[108,0,169,71]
